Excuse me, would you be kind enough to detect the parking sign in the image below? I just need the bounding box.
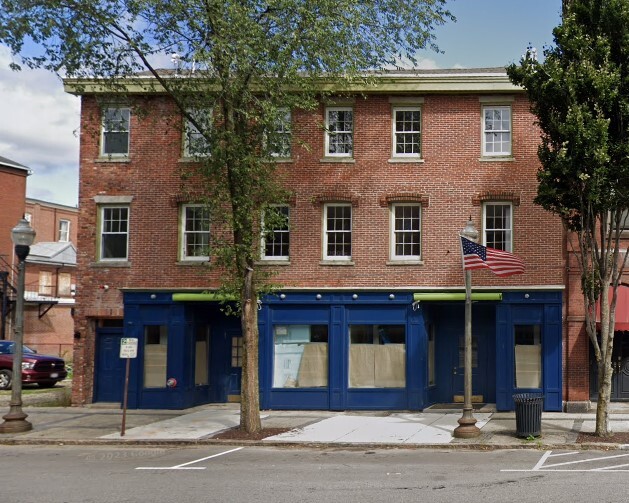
[119,338,138,359]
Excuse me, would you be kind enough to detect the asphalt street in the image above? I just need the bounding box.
[1,445,628,503]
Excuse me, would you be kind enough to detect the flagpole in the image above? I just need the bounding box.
[454,219,481,439]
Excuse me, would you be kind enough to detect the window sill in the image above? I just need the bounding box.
[479,156,514,162]
[386,260,423,266]
[388,157,424,164]
[90,261,131,268]
[320,157,355,164]
[178,156,210,163]
[95,156,130,163]
[269,157,293,163]
[176,260,211,266]
[319,260,355,266]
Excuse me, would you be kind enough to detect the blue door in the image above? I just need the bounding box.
[228,330,242,400]
[94,327,125,403]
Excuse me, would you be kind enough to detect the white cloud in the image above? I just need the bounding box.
[0,46,80,207]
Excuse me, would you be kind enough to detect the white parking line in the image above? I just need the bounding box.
[136,447,244,470]
[502,450,629,473]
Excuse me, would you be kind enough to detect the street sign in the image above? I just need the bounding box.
[120,338,138,359]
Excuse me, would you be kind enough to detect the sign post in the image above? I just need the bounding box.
[119,338,138,437]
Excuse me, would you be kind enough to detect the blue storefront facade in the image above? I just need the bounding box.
[100,289,562,412]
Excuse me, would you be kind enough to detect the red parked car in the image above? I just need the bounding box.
[0,341,67,390]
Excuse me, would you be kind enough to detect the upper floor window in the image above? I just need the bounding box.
[483,202,512,252]
[99,206,129,261]
[269,109,292,158]
[390,203,421,260]
[392,107,421,158]
[58,219,70,242]
[482,105,511,157]
[180,204,210,261]
[325,107,353,157]
[24,213,32,224]
[183,109,212,158]
[323,203,352,260]
[261,205,289,260]
[101,107,130,156]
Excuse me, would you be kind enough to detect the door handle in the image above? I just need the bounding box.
[453,367,457,375]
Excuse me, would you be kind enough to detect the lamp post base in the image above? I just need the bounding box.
[0,406,32,433]
[452,408,481,438]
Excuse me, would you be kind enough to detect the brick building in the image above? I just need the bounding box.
[22,198,78,361]
[0,156,29,341]
[65,68,575,411]
[0,160,77,362]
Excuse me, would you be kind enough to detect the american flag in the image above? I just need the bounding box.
[460,236,525,277]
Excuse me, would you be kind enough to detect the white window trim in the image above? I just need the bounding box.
[324,106,353,158]
[260,205,290,261]
[183,109,212,158]
[482,202,513,252]
[180,204,210,261]
[323,203,352,261]
[389,203,421,261]
[481,105,512,158]
[391,106,422,159]
[98,205,129,262]
[100,106,130,157]
[269,109,292,159]
[58,219,70,242]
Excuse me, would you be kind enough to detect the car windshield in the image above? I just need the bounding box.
[0,342,36,354]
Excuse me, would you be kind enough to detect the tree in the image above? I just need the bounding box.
[508,0,629,436]
[0,0,453,433]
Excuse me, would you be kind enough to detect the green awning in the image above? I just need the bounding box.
[172,293,236,302]
[413,292,502,302]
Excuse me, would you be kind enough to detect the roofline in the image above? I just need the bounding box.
[64,69,522,96]
[26,197,79,212]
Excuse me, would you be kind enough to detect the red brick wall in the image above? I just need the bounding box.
[72,92,568,404]
[0,168,27,262]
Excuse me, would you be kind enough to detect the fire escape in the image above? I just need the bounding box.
[0,255,17,341]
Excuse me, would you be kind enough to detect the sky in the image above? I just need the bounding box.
[0,0,562,208]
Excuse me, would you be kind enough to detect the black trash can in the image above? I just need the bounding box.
[513,393,544,437]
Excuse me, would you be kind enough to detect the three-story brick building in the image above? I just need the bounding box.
[65,68,568,411]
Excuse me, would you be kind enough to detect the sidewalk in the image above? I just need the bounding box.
[1,400,629,449]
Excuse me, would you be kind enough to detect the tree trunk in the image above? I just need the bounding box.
[239,265,261,434]
[595,358,612,436]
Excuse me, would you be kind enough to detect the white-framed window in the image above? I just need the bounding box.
[261,205,290,260]
[99,205,129,261]
[183,109,212,158]
[390,203,421,260]
[483,202,512,252]
[392,107,421,157]
[180,204,210,260]
[24,213,32,224]
[58,219,70,242]
[269,109,292,158]
[325,107,353,157]
[482,105,511,157]
[323,203,352,260]
[101,106,130,156]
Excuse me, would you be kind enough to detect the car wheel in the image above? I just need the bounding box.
[37,381,57,389]
[0,369,12,390]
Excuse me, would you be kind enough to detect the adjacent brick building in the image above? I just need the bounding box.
[65,68,576,411]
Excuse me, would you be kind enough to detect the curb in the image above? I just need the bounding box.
[0,437,627,451]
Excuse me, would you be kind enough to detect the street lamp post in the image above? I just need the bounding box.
[0,218,36,433]
[453,219,481,439]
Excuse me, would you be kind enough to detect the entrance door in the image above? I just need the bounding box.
[452,334,482,402]
[227,330,242,401]
[94,327,125,403]
[611,336,629,400]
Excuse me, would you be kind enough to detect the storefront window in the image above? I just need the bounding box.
[195,325,209,386]
[144,325,168,388]
[514,324,542,388]
[349,325,406,388]
[273,325,328,388]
